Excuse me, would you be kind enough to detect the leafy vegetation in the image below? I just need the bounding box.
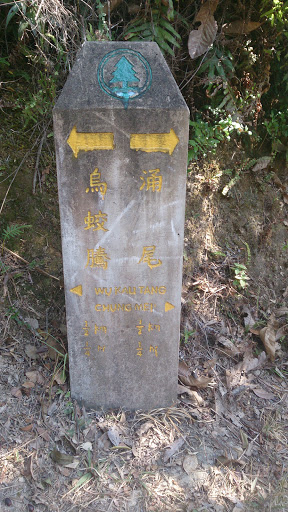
[1,223,31,254]
[123,0,183,56]
[1,0,288,163]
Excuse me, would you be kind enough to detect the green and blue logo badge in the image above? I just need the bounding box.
[98,49,152,109]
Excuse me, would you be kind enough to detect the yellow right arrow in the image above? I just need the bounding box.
[130,129,179,155]
[165,302,175,312]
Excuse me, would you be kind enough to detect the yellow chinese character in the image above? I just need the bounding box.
[98,345,105,352]
[149,345,158,357]
[137,341,143,357]
[148,323,161,332]
[84,341,91,356]
[140,169,162,192]
[82,320,90,336]
[136,319,144,335]
[85,247,110,270]
[86,168,107,200]
[138,246,162,269]
[84,210,108,231]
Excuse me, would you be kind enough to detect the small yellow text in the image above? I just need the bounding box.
[86,247,110,270]
[140,169,162,192]
[84,210,108,231]
[138,246,162,269]
[86,168,107,199]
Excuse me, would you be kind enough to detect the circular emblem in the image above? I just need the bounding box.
[97,49,152,109]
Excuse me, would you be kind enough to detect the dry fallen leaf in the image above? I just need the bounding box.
[242,306,256,329]
[64,460,80,469]
[185,375,212,388]
[252,388,276,400]
[98,432,111,451]
[179,360,191,377]
[80,442,93,451]
[137,421,154,437]
[163,438,185,462]
[223,20,261,35]
[177,384,204,405]
[188,15,217,60]
[195,0,219,22]
[179,361,213,388]
[203,358,217,369]
[240,430,249,450]
[226,351,266,388]
[107,425,121,446]
[39,332,64,360]
[25,371,38,383]
[25,344,38,360]
[20,424,33,432]
[217,336,240,356]
[275,307,288,317]
[53,370,66,385]
[273,175,288,203]
[11,387,22,398]
[216,455,245,467]
[107,425,130,448]
[260,313,279,361]
[37,427,50,441]
[276,325,288,341]
[58,467,72,477]
[50,448,75,466]
[22,381,35,389]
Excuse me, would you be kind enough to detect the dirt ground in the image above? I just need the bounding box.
[1,85,288,511]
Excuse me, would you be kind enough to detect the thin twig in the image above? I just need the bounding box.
[33,129,46,194]
[107,0,112,39]
[180,50,209,91]
[2,246,60,282]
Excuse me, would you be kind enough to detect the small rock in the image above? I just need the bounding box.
[25,317,39,330]
[4,497,12,507]
[183,454,198,474]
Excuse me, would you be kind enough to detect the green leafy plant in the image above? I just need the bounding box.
[63,391,74,417]
[14,70,58,128]
[123,0,182,56]
[5,305,24,325]
[1,223,31,253]
[85,0,111,41]
[181,329,195,345]
[188,118,225,162]
[2,0,78,68]
[232,263,250,290]
[199,48,235,92]
[188,107,253,163]
[264,110,288,156]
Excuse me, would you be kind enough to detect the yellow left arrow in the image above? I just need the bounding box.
[67,126,115,157]
[70,285,82,296]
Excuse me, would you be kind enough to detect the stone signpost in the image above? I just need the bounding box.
[53,42,189,410]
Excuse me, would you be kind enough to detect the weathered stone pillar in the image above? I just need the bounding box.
[53,42,189,410]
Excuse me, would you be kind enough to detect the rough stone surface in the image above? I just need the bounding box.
[53,42,189,410]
